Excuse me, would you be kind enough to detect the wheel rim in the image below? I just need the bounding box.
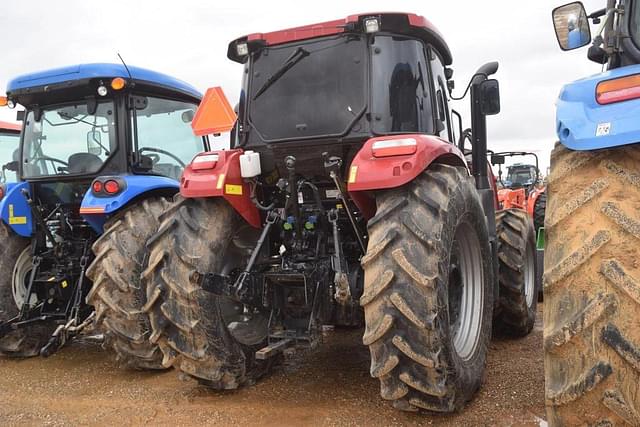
[449,221,484,361]
[12,247,36,308]
[524,236,535,307]
[219,225,268,347]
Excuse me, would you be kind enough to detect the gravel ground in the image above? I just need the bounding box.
[0,306,544,426]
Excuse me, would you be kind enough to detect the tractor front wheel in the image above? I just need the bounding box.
[362,163,494,412]
[494,209,538,337]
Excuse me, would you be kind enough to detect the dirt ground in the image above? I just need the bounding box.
[0,306,545,427]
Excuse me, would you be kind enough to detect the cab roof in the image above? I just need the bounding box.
[6,63,201,101]
[228,12,452,65]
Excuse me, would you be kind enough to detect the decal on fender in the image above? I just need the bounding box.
[8,204,27,225]
[348,166,358,184]
[225,184,243,195]
[216,173,225,189]
[596,122,611,137]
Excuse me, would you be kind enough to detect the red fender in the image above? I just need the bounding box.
[180,149,261,228]
[347,134,467,219]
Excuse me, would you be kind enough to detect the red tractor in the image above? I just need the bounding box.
[492,151,546,233]
[142,13,538,412]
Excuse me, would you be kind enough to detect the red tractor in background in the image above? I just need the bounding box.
[492,151,546,233]
[141,13,538,413]
[0,120,21,184]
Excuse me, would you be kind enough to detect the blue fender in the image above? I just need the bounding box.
[80,175,179,233]
[556,64,640,151]
[0,181,33,237]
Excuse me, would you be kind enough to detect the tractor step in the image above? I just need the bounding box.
[255,338,294,360]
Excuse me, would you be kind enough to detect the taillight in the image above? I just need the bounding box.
[91,177,125,196]
[596,74,640,105]
[104,180,120,194]
[192,153,219,170]
[371,138,417,158]
[92,181,103,193]
[0,184,5,201]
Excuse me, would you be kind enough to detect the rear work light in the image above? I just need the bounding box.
[596,74,640,105]
[371,138,418,158]
[192,153,219,170]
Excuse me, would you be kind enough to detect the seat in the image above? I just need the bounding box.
[67,153,103,174]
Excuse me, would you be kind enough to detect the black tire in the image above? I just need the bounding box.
[534,191,546,232]
[494,209,538,337]
[361,163,494,412]
[0,222,54,357]
[544,143,640,426]
[86,198,171,370]
[143,197,271,388]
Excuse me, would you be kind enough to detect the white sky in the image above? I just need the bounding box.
[0,0,606,173]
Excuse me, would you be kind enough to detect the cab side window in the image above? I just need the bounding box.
[429,47,454,142]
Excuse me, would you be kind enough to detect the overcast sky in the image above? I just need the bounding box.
[0,0,605,172]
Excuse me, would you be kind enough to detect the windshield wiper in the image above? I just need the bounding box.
[253,47,310,100]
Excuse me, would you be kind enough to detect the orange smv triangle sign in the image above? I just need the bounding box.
[191,87,237,136]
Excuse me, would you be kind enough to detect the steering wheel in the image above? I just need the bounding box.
[138,147,186,168]
[31,156,69,173]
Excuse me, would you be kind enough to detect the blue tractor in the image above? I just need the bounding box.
[0,64,206,368]
[547,2,640,424]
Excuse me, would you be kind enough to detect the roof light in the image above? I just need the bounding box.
[104,180,120,194]
[236,42,249,57]
[6,99,15,109]
[372,138,417,158]
[97,85,108,97]
[364,18,380,33]
[111,77,126,91]
[0,96,7,107]
[192,153,219,170]
[596,74,640,105]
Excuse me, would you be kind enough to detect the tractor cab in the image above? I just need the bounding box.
[227,14,460,173]
[0,120,21,183]
[0,64,206,357]
[505,163,538,189]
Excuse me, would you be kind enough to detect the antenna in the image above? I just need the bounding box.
[117,52,133,80]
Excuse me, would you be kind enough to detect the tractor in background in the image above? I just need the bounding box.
[0,120,21,184]
[491,152,546,233]
[142,13,538,413]
[547,1,640,424]
[0,64,206,368]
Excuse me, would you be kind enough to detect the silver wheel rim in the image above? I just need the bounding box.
[12,247,36,308]
[524,237,535,307]
[450,222,484,361]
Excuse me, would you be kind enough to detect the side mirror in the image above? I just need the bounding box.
[480,79,500,116]
[86,130,103,156]
[491,154,506,165]
[553,2,591,50]
[4,161,18,172]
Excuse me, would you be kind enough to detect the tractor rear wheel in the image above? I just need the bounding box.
[143,198,271,388]
[86,198,170,370]
[534,191,546,232]
[494,209,538,337]
[545,143,640,425]
[362,163,494,412]
[0,222,54,357]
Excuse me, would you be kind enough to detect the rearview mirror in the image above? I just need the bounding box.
[87,130,102,156]
[491,154,505,165]
[479,79,500,116]
[553,2,591,50]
